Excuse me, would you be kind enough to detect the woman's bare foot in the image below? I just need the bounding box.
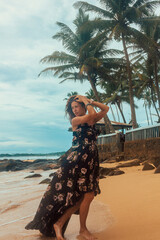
[53,223,65,240]
[79,228,97,240]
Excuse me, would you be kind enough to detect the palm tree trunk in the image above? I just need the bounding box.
[116,101,126,123]
[154,59,160,110]
[149,106,153,125]
[122,33,138,129]
[87,74,115,133]
[115,103,120,122]
[144,101,150,125]
[151,87,160,120]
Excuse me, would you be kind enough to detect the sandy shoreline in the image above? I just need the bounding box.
[95,164,160,240]
[0,163,160,239]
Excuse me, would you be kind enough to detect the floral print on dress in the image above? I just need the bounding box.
[25,123,100,237]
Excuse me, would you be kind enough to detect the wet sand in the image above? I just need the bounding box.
[0,163,160,239]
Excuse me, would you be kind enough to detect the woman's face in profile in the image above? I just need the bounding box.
[71,101,85,117]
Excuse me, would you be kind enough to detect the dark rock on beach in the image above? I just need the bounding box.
[25,174,42,178]
[0,159,30,172]
[142,162,155,171]
[116,159,140,168]
[99,166,125,178]
[49,172,56,177]
[99,166,116,176]
[99,166,117,178]
[154,165,160,174]
[39,178,51,184]
[151,157,160,168]
[0,159,59,172]
[103,159,117,164]
[99,175,106,179]
[108,169,125,176]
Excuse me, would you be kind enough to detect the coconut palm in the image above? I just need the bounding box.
[74,0,160,128]
[63,91,79,101]
[132,59,160,122]
[39,9,120,133]
[131,16,160,111]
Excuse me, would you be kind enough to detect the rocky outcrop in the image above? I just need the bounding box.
[99,167,125,178]
[99,167,115,176]
[154,165,160,174]
[24,174,42,178]
[39,178,51,184]
[116,159,140,168]
[108,169,125,176]
[49,172,56,177]
[0,159,59,172]
[142,162,155,171]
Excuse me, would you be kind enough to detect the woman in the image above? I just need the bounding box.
[25,95,109,240]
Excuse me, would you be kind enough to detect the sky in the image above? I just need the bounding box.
[0,0,159,154]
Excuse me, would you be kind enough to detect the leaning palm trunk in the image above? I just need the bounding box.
[122,33,138,128]
[144,102,150,125]
[149,106,153,125]
[87,74,115,133]
[116,101,126,123]
[154,59,160,111]
[151,87,160,120]
[115,103,120,122]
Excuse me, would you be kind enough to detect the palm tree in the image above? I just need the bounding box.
[131,48,160,122]
[39,9,117,133]
[63,91,78,101]
[74,0,160,128]
[132,16,160,111]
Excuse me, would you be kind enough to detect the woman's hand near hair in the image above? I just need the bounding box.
[71,95,96,129]
[74,95,89,105]
[74,95,96,115]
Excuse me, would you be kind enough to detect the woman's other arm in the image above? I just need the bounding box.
[91,100,109,123]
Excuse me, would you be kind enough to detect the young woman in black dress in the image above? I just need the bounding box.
[25,95,109,240]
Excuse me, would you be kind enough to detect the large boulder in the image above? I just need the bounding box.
[99,167,116,178]
[142,162,155,171]
[154,165,160,174]
[116,159,140,168]
[0,159,59,172]
[152,157,160,168]
[39,178,51,184]
[0,159,29,172]
[25,174,42,178]
[108,169,125,176]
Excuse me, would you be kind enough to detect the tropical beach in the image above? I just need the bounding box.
[1,160,160,240]
[1,0,160,240]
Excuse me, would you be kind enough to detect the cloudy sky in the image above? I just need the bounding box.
[0,0,159,154]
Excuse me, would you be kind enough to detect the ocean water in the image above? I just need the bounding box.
[0,155,60,161]
[0,168,113,239]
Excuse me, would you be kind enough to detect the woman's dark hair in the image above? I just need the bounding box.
[65,95,86,123]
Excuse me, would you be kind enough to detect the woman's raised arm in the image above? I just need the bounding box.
[90,100,109,123]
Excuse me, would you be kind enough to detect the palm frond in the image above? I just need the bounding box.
[74,1,114,18]
[40,51,77,65]
[99,49,123,56]
[59,76,87,84]
[139,1,160,15]
[39,64,76,77]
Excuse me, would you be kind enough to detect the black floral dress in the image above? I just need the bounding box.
[25,123,100,237]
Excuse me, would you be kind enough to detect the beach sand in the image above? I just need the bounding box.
[0,162,160,240]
